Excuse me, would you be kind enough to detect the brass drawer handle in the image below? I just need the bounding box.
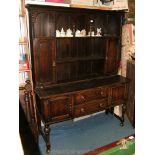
[80,108,85,112]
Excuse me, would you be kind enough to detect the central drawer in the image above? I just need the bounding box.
[74,87,108,105]
[74,98,108,117]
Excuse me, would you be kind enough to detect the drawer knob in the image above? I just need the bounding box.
[52,61,56,67]
[100,91,105,97]
[81,95,86,102]
[81,108,85,112]
[99,103,103,107]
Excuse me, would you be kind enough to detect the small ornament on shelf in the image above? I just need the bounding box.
[89,19,95,37]
[80,29,86,37]
[66,28,73,37]
[56,30,61,37]
[75,30,81,37]
[56,27,103,37]
[91,31,95,36]
[60,28,65,37]
[96,28,102,36]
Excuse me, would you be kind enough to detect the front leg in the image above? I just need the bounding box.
[105,109,109,115]
[44,125,51,153]
[120,104,126,127]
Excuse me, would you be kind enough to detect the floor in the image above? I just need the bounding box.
[38,111,135,155]
[20,103,134,155]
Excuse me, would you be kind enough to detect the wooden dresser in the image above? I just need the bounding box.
[26,4,129,152]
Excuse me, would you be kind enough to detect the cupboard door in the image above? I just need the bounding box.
[33,39,56,86]
[110,84,126,106]
[44,96,71,122]
[104,38,120,75]
[107,14,122,36]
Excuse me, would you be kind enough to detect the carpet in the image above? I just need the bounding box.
[38,112,135,155]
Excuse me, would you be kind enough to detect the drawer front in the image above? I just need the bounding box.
[43,95,72,122]
[74,87,108,105]
[74,98,108,117]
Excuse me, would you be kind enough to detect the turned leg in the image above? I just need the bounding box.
[44,125,51,153]
[120,104,126,127]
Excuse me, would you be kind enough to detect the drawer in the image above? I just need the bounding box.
[74,87,108,105]
[74,98,108,117]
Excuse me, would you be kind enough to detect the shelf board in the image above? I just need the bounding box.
[25,1,70,7]
[34,35,119,39]
[70,4,112,11]
[57,56,105,63]
[56,36,104,39]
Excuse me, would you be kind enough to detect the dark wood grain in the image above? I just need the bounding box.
[126,60,135,128]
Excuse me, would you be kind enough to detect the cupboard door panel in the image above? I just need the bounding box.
[33,12,55,38]
[110,85,126,105]
[33,39,55,86]
[107,14,122,35]
[45,96,71,122]
[104,38,119,75]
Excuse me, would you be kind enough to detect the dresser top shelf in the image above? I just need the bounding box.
[26,3,126,13]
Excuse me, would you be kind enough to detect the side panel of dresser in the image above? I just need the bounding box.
[126,60,135,127]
